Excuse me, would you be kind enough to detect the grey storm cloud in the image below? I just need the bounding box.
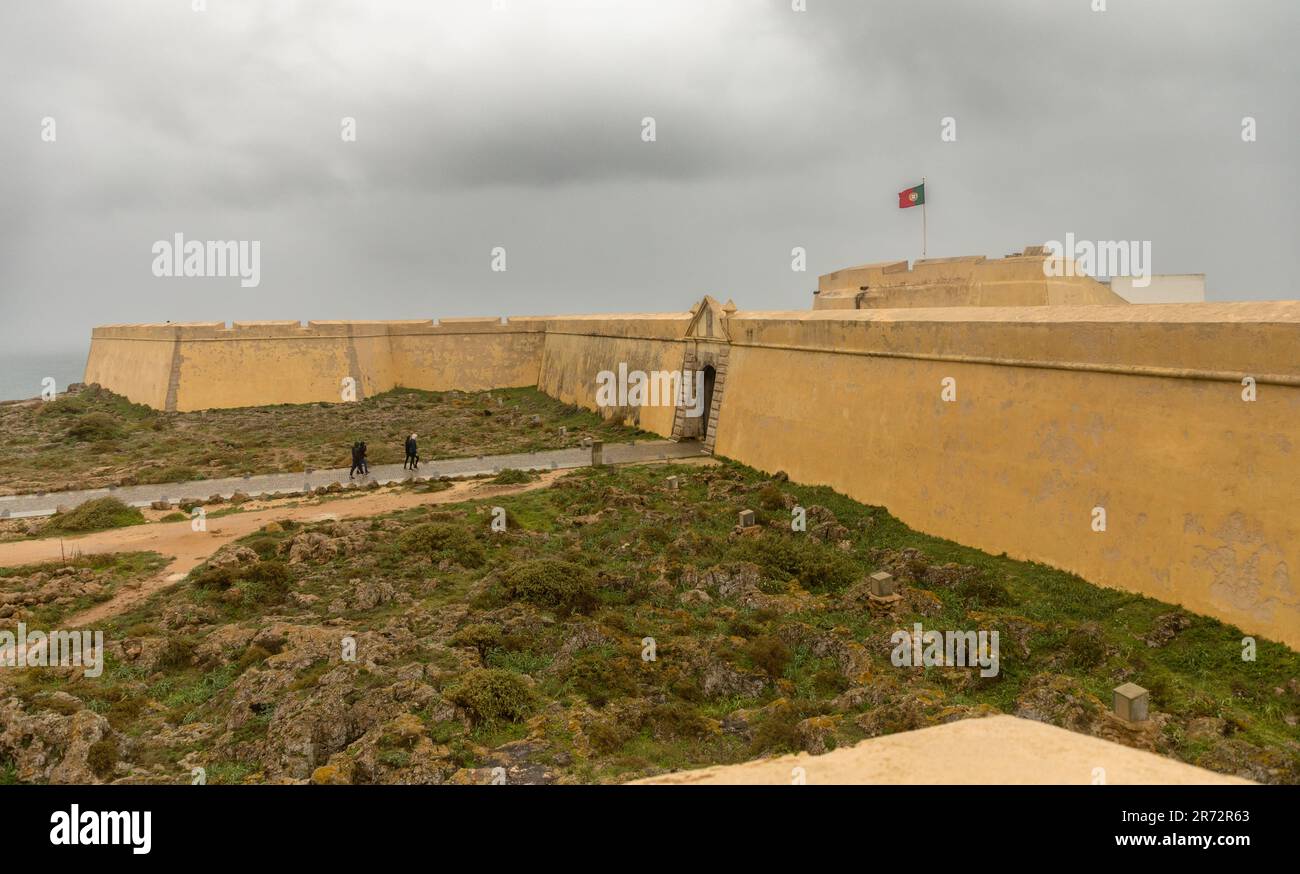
[1,0,1297,357]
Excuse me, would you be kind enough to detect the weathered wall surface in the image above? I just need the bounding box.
[815,252,1127,310]
[536,314,691,437]
[82,324,185,410]
[715,304,1300,648]
[85,320,548,411]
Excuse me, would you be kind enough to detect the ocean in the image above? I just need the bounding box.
[0,350,89,402]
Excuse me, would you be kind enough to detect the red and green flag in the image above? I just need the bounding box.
[898,182,925,209]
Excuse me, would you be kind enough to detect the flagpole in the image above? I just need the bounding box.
[921,176,927,259]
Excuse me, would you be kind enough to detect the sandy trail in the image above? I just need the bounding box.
[0,473,562,627]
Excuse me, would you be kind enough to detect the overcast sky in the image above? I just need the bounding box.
[2,0,1297,355]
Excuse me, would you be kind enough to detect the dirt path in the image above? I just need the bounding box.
[0,473,563,627]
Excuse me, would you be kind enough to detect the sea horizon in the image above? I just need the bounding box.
[0,349,88,403]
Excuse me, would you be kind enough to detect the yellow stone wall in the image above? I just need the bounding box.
[85,319,548,411]
[83,297,1300,647]
[80,324,182,410]
[715,304,1300,648]
[536,313,692,437]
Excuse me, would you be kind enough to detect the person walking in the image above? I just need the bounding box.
[358,441,370,476]
[349,441,364,479]
[404,433,420,470]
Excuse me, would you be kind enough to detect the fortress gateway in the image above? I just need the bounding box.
[84,249,1300,648]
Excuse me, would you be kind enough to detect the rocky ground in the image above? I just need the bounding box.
[0,384,643,496]
[1,462,1297,785]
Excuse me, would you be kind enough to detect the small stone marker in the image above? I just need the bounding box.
[666,476,680,490]
[580,437,592,449]
[530,414,541,425]
[1113,683,1149,722]
[559,426,567,436]
[738,509,756,528]
[869,571,896,597]
[591,441,604,466]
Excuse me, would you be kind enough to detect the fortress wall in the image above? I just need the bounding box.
[714,303,1300,648]
[388,319,547,393]
[536,314,692,437]
[84,324,190,410]
[169,322,361,410]
[84,320,549,411]
[85,302,1300,645]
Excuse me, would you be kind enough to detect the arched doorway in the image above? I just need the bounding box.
[701,365,716,442]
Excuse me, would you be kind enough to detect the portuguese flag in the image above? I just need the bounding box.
[898,183,925,208]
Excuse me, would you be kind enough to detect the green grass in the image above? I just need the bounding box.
[40,497,145,535]
[0,551,167,629]
[0,384,646,496]
[3,460,1296,786]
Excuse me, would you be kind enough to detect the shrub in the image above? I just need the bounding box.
[563,651,638,706]
[399,523,485,568]
[1063,624,1107,669]
[955,576,1015,608]
[756,483,786,511]
[640,525,672,547]
[491,468,533,484]
[445,669,535,724]
[42,498,144,535]
[191,560,292,607]
[191,565,238,591]
[87,738,118,779]
[156,637,194,670]
[241,534,283,560]
[236,644,273,672]
[744,635,791,680]
[813,666,850,697]
[136,466,200,485]
[749,699,822,755]
[647,702,714,740]
[234,560,292,605]
[497,559,597,615]
[728,536,857,593]
[65,412,122,442]
[450,623,503,659]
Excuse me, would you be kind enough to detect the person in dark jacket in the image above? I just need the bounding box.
[403,433,420,470]
[358,441,369,476]
[349,441,364,479]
